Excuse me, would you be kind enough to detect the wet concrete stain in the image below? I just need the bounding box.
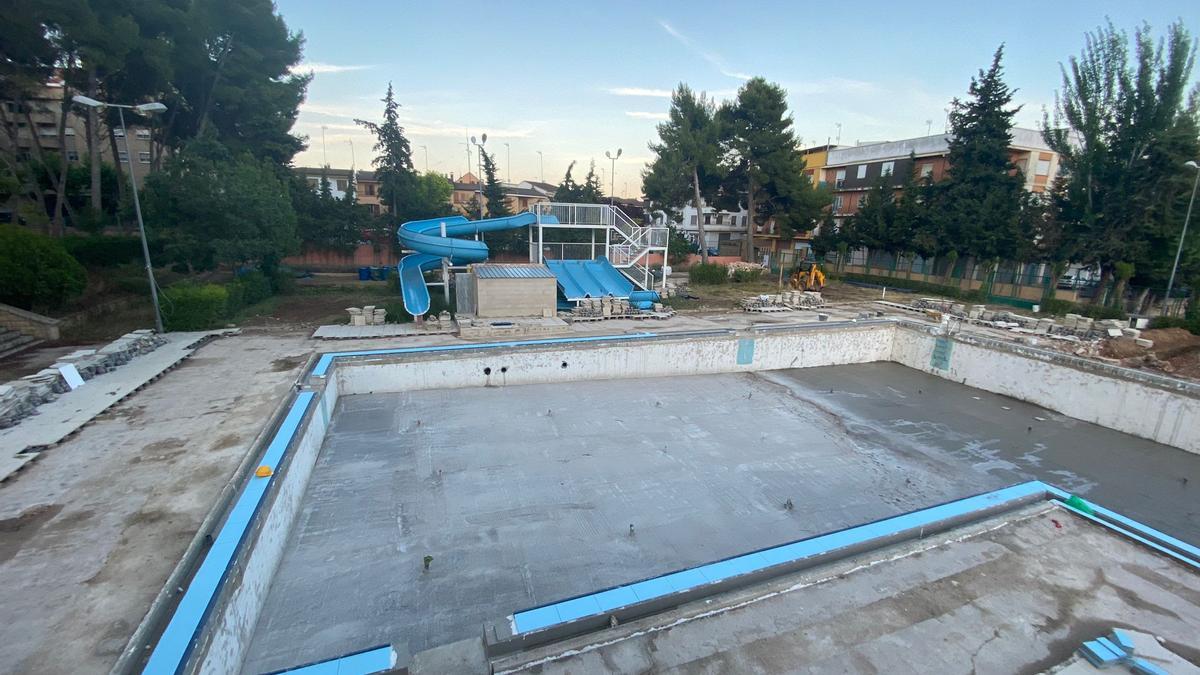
[0,504,63,564]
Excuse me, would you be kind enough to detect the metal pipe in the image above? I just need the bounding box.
[1165,161,1199,316]
[119,107,164,333]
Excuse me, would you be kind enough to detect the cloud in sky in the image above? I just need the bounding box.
[291,62,373,74]
[608,87,672,98]
[659,20,751,80]
[625,111,669,121]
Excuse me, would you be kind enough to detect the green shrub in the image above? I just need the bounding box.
[232,270,273,306]
[161,283,229,330]
[1038,298,1075,316]
[0,225,87,310]
[61,235,148,268]
[223,280,245,316]
[689,262,728,285]
[731,268,764,283]
[841,273,964,298]
[1150,315,1200,334]
[270,266,297,295]
[1075,304,1127,320]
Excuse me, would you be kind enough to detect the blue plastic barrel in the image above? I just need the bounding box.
[358,267,371,281]
[373,266,390,281]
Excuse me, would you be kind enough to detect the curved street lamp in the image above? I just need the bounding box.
[604,148,622,206]
[1164,160,1200,316]
[72,95,166,333]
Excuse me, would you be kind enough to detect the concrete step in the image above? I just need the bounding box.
[0,333,41,361]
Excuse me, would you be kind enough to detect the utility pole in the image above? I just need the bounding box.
[1165,160,1199,315]
[605,148,622,206]
[471,134,487,220]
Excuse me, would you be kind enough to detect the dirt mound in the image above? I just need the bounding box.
[1100,337,1145,359]
[1140,328,1200,359]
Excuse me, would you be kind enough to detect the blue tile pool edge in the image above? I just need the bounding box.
[509,480,1200,636]
[265,644,395,675]
[141,391,318,674]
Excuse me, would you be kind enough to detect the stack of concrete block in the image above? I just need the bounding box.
[371,308,387,325]
[0,330,167,429]
[1035,318,1055,334]
[968,305,986,319]
[1074,316,1094,336]
[346,307,366,326]
[1061,313,1081,331]
[1121,327,1141,339]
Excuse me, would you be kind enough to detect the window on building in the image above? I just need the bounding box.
[835,168,846,188]
[66,150,79,161]
[135,129,151,140]
[704,214,712,225]
[881,161,894,176]
[139,151,151,164]
[365,184,376,196]
[336,179,348,191]
[833,195,844,211]
[37,125,57,137]
[715,214,724,225]
[64,127,76,136]
[113,128,125,137]
[690,215,697,225]
[856,164,867,179]
[920,163,934,178]
[118,150,128,162]
[1036,158,1052,175]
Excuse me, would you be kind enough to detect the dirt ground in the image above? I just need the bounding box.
[1099,328,1200,380]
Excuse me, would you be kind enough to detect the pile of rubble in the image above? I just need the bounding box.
[570,297,675,321]
[741,291,825,312]
[726,261,765,278]
[0,329,166,429]
[907,299,1149,342]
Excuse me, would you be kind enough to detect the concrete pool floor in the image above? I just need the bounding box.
[243,364,1200,673]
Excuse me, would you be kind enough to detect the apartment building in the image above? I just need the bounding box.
[823,128,1060,220]
[1,79,156,186]
[449,173,551,216]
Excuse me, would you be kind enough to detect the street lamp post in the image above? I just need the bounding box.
[471,134,487,220]
[1165,160,1200,316]
[604,148,622,206]
[504,142,510,183]
[420,144,429,173]
[537,150,543,183]
[72,95,166,333]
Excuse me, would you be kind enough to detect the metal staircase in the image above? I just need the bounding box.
[530,203,668,291]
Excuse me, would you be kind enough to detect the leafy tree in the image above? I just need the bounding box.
[940,46,1026,293]
[845,174,897,274]
[143,136,298,272]
[480,150,511,217]
[644,84,724,262]
[292,170,365,252]
[1044,21,1200,307]
[718,77,826,258]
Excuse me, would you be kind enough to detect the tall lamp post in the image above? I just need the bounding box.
[72,95,166,333]
[471,134,487,220]
[1165,160,1200,316]
[419,144,429,173]
[504,142,510,183]
[537,150,544,183]
[604,148,622,206]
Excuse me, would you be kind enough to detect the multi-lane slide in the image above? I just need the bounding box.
[396,212,540,317]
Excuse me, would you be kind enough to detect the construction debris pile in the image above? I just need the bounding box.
[741,291,826,312]
[725,261,765,278]
[903,299,1151,341]
[569,297,675,321]
[346,305,387,326]
[0,330,167,429]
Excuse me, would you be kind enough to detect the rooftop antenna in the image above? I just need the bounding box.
[926,119,933,136]
[834,123,842,145]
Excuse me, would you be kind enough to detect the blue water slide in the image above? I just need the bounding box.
[545,257,660,308]
[396,212,540,317]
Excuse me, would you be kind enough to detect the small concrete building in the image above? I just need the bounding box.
[463,264,557,318]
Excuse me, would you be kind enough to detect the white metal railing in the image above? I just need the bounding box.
[530,202,668,280]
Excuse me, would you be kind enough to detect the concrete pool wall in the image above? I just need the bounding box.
[130,320,1200,674]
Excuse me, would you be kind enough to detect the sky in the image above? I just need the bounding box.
[278,0,1198,197]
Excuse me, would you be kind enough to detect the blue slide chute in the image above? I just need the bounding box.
[396,212,540,317]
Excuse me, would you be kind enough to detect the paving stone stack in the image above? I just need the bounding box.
[0,330,167,429]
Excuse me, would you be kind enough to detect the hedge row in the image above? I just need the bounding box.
[1037,298,1127,320]
[0,225,87,311]
[61,235,158,268]
[838,272,986,302]
[161,270,281,330]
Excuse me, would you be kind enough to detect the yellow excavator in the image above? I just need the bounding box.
[789,262,826,291]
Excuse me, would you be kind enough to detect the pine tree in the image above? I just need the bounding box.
[941,45,1025,291]
[644,84,723,262]
[580,161,604,203]
[356,82,416,225]
[480,150,511,218]
[553,161,584,202]
[719,78,826,260]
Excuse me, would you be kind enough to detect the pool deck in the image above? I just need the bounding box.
[242,363,1200,673]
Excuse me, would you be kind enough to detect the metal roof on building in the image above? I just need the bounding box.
[473,263,555,279]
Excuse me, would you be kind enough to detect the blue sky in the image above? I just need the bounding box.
[279,0,1197,195]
